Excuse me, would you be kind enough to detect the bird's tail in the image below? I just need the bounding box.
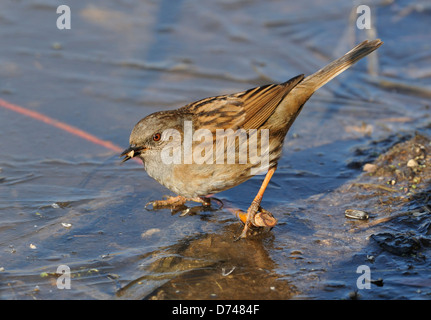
[301,39,383,92]
[278,39,383,122]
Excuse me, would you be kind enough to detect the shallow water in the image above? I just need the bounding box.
[1,0,431,300]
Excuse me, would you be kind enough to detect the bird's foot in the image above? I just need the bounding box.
[234,204,277,240]
[145,195,212,213]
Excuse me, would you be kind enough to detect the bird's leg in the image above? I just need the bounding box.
[145,195,211,210]
[237,166,277,239]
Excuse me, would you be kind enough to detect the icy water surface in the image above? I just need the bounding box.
[0,0,431,299]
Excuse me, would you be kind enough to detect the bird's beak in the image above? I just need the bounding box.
[120,145,143,163]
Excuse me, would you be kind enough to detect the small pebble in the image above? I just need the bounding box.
[141,228,161,238]
[345,209,369,220]
[363,163,377,173]
[407,159,418,167]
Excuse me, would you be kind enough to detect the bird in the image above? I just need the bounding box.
[121,39,383,239]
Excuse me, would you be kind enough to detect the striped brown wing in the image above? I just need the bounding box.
[183,74,304,131]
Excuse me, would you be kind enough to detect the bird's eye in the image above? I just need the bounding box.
[152,133,161,141]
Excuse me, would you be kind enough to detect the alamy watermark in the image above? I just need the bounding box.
[356,5,371,30]
[356,265,371,289]
[56,4,372,31]
[157,121,270,175]
[58,3,373,175]
[56,264,71,289]
[56,5,71,30]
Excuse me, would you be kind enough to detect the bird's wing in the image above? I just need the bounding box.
[182,74,304,131]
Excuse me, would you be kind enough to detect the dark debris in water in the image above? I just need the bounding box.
[371,232,422,256]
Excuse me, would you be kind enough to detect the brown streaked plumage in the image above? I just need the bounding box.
[121,39,383,238]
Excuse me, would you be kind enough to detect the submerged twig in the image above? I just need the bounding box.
[351,182,398,193]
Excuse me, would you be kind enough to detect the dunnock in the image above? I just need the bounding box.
[121,39,383,238]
